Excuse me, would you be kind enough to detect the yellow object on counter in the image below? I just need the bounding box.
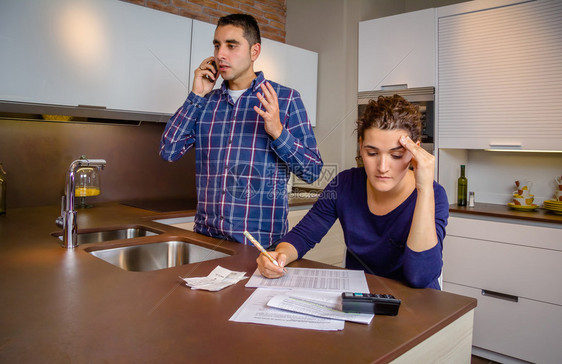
[75,187,100,197]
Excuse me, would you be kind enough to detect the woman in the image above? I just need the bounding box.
[257,95,449,289]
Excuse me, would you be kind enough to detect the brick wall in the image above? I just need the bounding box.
[122,0,286,42]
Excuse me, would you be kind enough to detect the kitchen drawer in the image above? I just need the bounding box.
[447,216,562,251]
[443,235,562,306]
[444,282,562,364]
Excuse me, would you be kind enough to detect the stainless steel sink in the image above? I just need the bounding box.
[53,227,161,245]
[86,240,231,272]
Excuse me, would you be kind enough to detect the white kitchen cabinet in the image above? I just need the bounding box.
[288,206,346,267]
[0,0,191,116]
[272,41,318,127]
[189,20,318,126]
[443,215,562,363]
[358,8,435,92]
[437,0,562,151]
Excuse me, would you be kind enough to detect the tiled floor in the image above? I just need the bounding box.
[471,355,501,364]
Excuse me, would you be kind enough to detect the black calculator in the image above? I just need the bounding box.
[341,292,401,316]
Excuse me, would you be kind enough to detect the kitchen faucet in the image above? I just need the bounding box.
[56,158,107,248]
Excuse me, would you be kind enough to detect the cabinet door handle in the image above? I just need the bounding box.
[381,84,408,90]
[487,143,522,151]
[77,104,107,109]
[481,289,518,303]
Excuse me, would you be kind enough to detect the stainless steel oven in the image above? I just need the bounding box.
[357,86,435,159]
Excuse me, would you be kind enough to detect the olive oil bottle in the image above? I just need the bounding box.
[457,164,467,206]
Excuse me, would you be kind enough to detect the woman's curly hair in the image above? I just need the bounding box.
[357,95,422,142]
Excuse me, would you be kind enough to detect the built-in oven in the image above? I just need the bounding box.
[357,86,435,164]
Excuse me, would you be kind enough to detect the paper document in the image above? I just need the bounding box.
[267,292,374,324]
[229,288,344,331]
[245,267,369,292]
[180,266,247,291]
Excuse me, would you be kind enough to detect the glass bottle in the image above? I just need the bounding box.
[457,164,468,206]
[75,156,101,208]
[0,163,6,216]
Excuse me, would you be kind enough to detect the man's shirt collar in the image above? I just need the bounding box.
[219,71,265,95]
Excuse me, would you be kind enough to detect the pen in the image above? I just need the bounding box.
[243,231,287,273]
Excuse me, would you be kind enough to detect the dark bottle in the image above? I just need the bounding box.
[457,164,467,206]
[0,163,6,216]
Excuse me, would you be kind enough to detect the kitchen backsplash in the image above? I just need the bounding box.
[454,150,561,206]
[0,119,196,208]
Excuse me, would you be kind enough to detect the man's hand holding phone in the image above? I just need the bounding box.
[192,57,217,97]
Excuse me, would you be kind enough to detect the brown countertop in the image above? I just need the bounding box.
[450,202,562,224]
[0,202,475,363]
[118,196,317,213]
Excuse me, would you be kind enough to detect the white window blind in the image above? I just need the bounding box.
[438,0,562,149]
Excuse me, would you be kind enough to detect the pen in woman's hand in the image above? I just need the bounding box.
[243,231,287,274]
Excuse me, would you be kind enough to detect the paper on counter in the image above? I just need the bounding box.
[245,267,369,293]
[267,291,374,324]
[229,288,344,331]
[180,266,248,291]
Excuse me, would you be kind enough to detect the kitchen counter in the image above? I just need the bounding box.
[450,202,562,224]
[0,203,476,363]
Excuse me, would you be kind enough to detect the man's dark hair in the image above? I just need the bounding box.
[217,13,261,46]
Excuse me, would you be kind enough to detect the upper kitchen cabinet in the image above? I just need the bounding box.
[256,38,318,126]
[0,0,191,118]
[437,0,562,151]
[190,20,318,126]
[358,8,435,92]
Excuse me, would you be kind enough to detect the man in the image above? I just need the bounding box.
[160,14,322,247]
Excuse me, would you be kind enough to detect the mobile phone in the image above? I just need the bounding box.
[204,60,217,81]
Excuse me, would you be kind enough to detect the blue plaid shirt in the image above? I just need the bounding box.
[160,72,323,247]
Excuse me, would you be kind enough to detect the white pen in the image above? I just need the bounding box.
[243,231,287,273]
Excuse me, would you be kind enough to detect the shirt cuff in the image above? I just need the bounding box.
[270,127,295,158]
[185,92,206,109]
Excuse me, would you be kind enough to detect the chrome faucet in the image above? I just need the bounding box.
[56,158,107,248]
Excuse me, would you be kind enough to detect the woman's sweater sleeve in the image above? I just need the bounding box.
[281,178,340,258]
[402,182,449,289]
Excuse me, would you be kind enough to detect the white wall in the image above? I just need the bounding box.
[286,0,359,181]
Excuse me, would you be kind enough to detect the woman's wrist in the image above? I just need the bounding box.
[275,242,298,264]
[416,184,434,199]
